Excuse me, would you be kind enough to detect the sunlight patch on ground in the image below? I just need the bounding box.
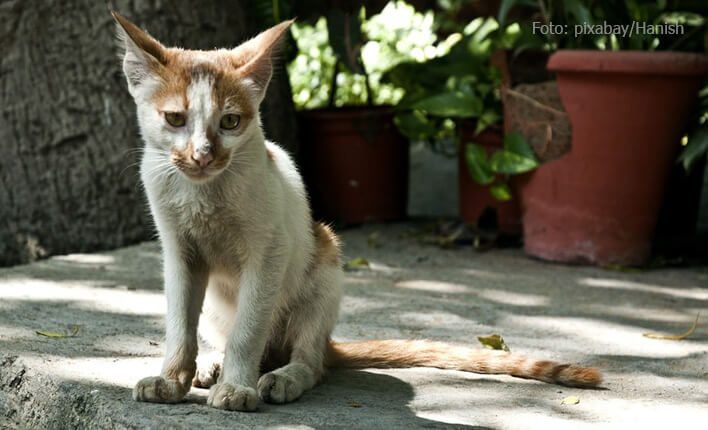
[409,370,708,430]
[0,324,34,339]
[578,277,708,301]
[342,276,380,285]
[476,289,549,307]
[368,261,404,274]
[584,303,700,323]
[338,295,390,315]
[52,253,116,265]
[460,268,508,280]
[23,355,161,388]
[395,279,549,306]
[398,311,473,328]
[0,278,164,316]
[503,315,708,357]
[395,279,471,294]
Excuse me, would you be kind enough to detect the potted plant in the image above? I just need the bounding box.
[500,0,708,265]
[289,3,413,225]
[382,17,539,235]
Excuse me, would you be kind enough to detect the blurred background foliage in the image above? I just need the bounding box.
[288,2,461,109]
[283,0,706,170]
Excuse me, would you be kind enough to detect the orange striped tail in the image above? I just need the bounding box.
[326,339,601,388]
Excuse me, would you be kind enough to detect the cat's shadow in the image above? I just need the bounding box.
[180,369,491,429]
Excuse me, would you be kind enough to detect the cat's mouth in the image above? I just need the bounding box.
[182,167,216,180]
[176,163,227,182]
[171,157,230,182]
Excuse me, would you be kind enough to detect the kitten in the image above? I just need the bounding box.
[113,12,601,412]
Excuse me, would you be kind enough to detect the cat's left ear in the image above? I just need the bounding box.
[232,20,294,104]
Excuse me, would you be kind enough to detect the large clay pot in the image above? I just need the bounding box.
[519,50,708,266]
[299,107,409,225]
[458,126,521,235]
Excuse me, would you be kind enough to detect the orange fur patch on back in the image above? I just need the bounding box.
[312,222,340,266]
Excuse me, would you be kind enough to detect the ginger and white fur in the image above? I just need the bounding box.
[114,13,601,412]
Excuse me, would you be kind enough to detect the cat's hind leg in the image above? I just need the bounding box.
[192,282,234,389]
[257,259,342,404]
[193,351,223,388]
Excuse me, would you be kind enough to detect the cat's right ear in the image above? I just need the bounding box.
[112,12,167,97]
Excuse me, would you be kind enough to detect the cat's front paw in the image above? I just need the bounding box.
[257,372,303,404]
[133,376,188,403]
[207,383,258,411]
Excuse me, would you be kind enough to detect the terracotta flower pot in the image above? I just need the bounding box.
[298,107,409,225]
[458,125,521,235]
[519,50,708,266]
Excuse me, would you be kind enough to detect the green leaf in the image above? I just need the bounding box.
[490,150,538,174]
[465,144,495,185]
[465,143,494,185]
[678,127,708,171]
[504,132,536,159]
[488,133,539,174]
[489,183,512,201]
[344,257,370,271]
[413,91,483,118]
[477,334,510,352]
[394,112,437,141]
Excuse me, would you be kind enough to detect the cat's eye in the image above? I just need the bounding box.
[164,112,186,127]
[220,114,241,130]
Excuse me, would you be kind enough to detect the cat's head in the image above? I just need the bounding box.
[113,12,292,182]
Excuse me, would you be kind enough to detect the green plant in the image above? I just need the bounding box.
[465,132,539,200]
[384,18,517,139]
[498,1,708,173]
[289,1,441,109]
[678,84,708,172]
[498,0,707,52]
[382,16,537,200]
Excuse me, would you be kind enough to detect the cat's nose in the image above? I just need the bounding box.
[191,151,214,168]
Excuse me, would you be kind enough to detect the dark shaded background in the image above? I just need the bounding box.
[0,0,298,266]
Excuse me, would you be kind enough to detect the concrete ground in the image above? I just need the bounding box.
[0,222,706,429]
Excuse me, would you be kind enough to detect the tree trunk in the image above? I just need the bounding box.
[0,0,298,266]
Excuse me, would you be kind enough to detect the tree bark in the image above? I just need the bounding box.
[0,0,298,266]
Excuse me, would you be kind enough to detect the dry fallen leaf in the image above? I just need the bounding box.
[344,257,370,271]
[643,313,700,340]
[477,334,510,352]
[561,396,580,405]
[36,324,80,338]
